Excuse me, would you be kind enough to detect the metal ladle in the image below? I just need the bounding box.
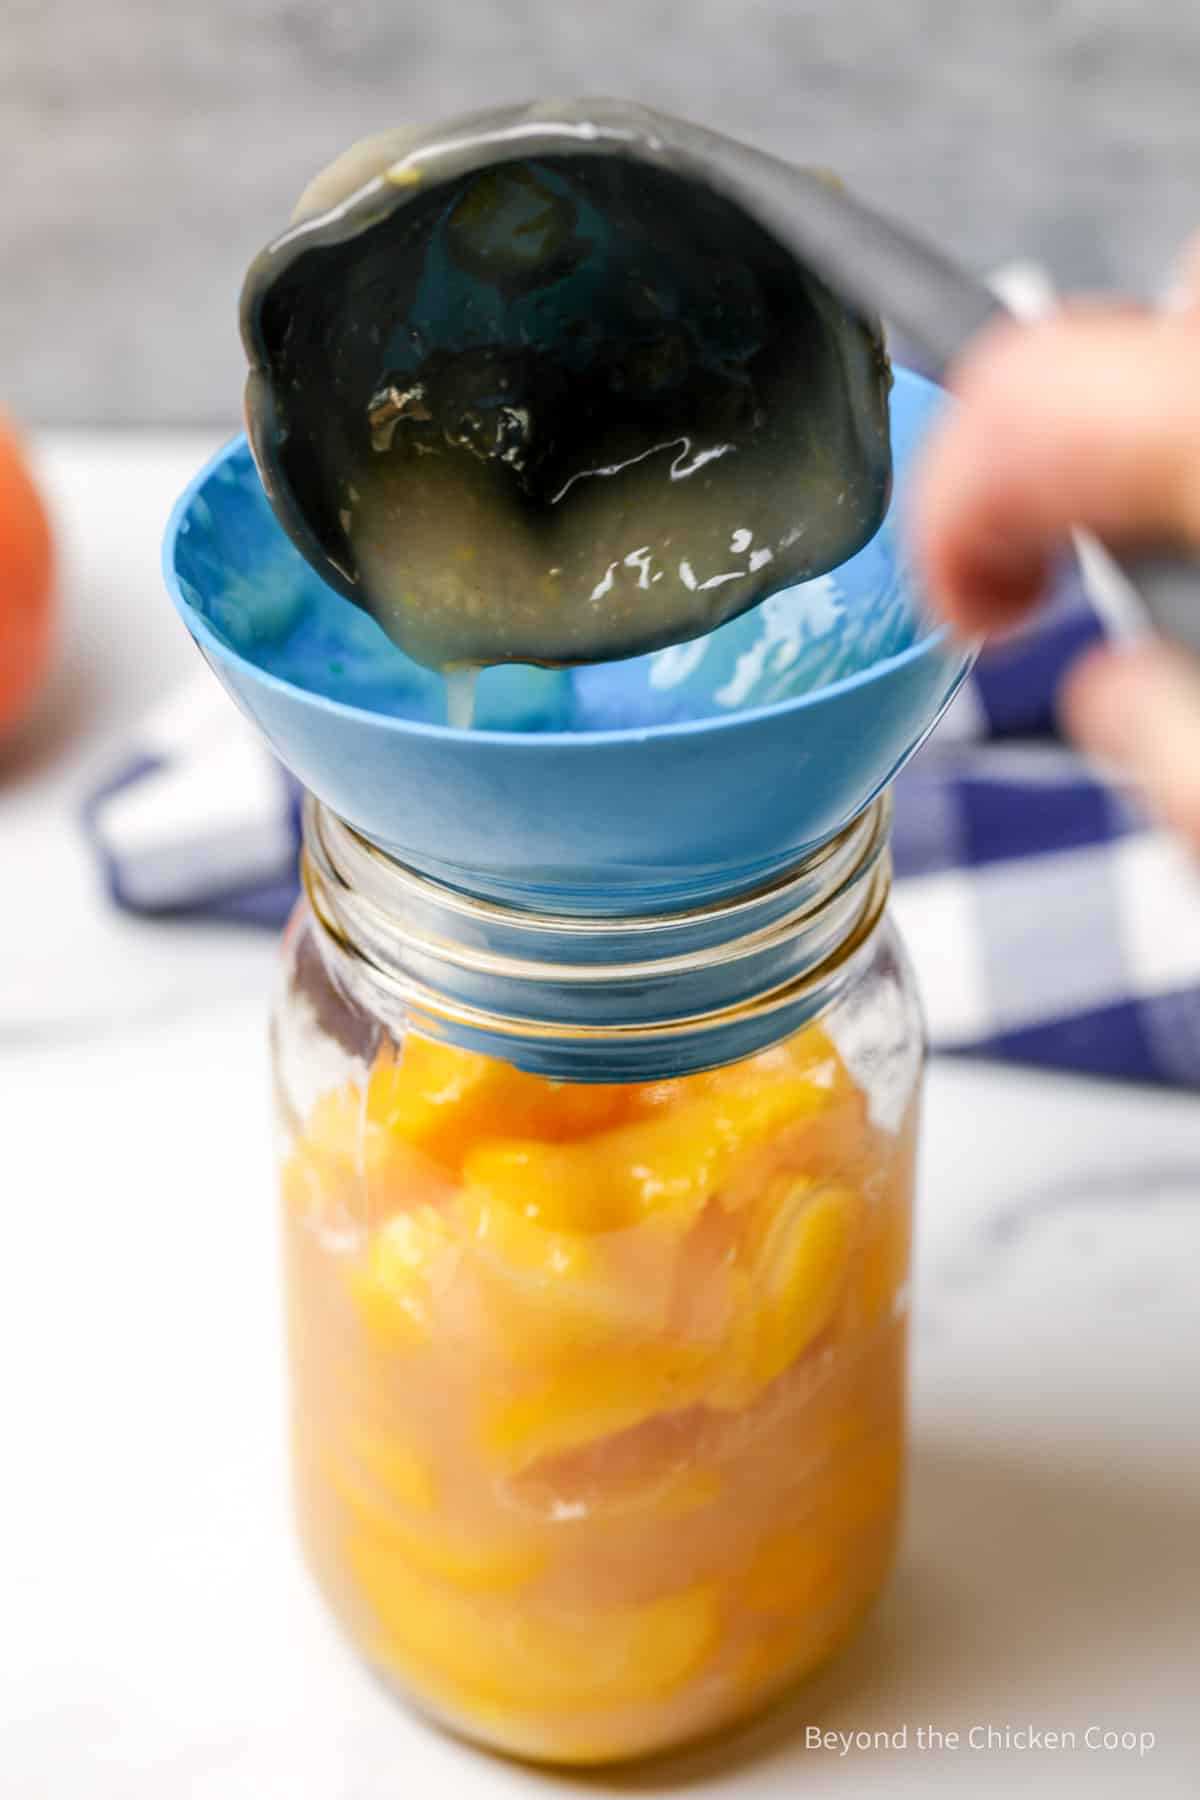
[242,100,1199,666]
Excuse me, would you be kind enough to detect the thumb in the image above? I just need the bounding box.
[1062,641,1200,848]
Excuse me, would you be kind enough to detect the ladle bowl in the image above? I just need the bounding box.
[240,100,894,672]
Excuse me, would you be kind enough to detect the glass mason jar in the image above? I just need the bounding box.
[273,794,923,1766]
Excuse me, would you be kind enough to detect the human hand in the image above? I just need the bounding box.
[911,240,1200,846]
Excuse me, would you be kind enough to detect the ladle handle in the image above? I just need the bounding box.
[913,260,1200,653]
[869,207,1200,653]
[1110,548,1200,654]
[707,154,1200,655]
[899,246,1200,657]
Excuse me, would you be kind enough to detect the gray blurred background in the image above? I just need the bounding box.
[6,0,1200,426]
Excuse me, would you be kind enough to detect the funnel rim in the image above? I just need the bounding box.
[164,370,968,750]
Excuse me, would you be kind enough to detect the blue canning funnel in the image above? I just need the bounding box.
[165,365,972,915]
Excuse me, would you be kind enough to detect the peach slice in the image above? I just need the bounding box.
[365,1035,632,1172]
[463,1070,832,1236]
[711,1181,860,1409]
[480,1342,713,1475]
[342,1424,438,1514]
[347,1204,455,1345]
[460,1192,672,1366]
[355,1550,721,1715]
[347,1509,547,1597]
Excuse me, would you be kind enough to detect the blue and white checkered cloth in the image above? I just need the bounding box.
[888,559,1200,1087]
[84,266,1200,1089]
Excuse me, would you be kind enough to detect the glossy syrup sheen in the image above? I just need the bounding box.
[242,106,893,684]
[173,395,935,735]
[280,1016,915,1763]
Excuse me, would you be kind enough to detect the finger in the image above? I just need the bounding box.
[910,312,1200,634]
[1062,640,1200,848]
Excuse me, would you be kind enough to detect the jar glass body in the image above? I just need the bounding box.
[273,871,923,1765]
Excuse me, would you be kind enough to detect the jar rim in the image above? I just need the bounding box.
[311,793,889,939]
[301,794,893,1079]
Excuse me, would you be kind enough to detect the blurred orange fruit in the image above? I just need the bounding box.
[0,416,54,739]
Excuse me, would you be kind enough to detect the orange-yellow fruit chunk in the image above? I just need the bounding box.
[354,1547,720,1714]
[627,1023,850,1112]
[343,1425,437,1514]
[481,1342,712,1475]
[464,1071,832,1235]
[349,1511,547,1596]
[712,1181,860,1409]
[365,1035,632,1172]
[461,1191,669,1366]
[283,1079,453,1229]
[462,1191,597,1282]
[347,1204,454,1345]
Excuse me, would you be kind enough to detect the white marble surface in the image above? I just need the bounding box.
[2,438,1198,1796]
